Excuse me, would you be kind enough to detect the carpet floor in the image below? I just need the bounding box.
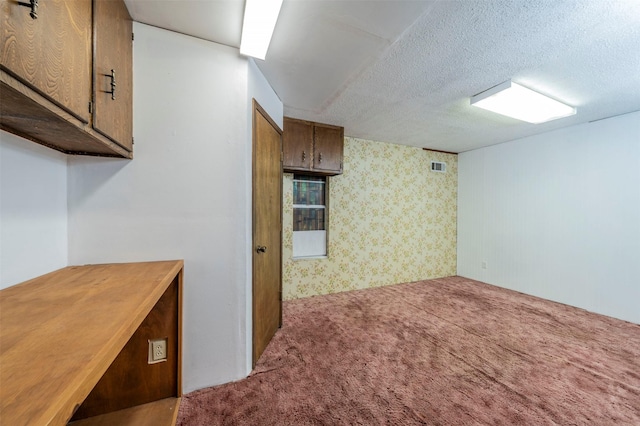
[178,276,640,425]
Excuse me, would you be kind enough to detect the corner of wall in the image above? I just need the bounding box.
[283,138,459,300]
[456,111,640,324]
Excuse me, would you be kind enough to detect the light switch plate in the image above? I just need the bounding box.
[148,338,168,364]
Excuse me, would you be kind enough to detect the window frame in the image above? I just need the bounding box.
[292,174,328,259]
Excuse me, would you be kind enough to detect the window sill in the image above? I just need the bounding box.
[293,255,328,261]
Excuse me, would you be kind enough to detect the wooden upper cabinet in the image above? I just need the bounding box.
[283,117,344,176]
[313,124,344,173]
[0,0,133,158]
[283,118,313,170]
[93,0,133,151]
[1,0,92,122]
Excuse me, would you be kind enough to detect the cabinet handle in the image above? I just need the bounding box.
[256,245,267,253]
[18,0,38,19]
[318,152,322,163]
[302,150,306,162]
[105,69,116,100]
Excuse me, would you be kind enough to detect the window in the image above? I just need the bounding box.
[293,175,327,258]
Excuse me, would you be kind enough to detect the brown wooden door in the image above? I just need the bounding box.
[283,117,313,171]
[93,0,133,151]
[252,100,283,367]
[313,124,344,173]
[0,0,92,122]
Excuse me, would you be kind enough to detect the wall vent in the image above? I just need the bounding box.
[431,161,446,173]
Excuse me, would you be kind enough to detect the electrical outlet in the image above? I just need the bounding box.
[153,340,166,359]
[481,261,488,269]
[148,338,168,364]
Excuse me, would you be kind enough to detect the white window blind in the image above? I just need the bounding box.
[293,175,327,258]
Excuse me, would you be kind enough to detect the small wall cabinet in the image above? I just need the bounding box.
[0,260,184,425]
[283,117,344,176]
[0,0,133,158]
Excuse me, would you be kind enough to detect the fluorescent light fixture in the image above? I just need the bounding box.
[470,80,576,124]
[240,0,283,60]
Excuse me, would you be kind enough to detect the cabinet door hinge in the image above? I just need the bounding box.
[280,151,283,164]
[132,32,134,41]
[88,101,93,114]
[132,137,135,145]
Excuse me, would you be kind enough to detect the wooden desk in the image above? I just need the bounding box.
[0,261,183,425]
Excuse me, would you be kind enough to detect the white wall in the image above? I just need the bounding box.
[0,131,68,288]
[248,59,283,131]
[68,23,281,392]
[458,111,640,324]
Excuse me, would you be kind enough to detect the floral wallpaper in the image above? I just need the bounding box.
[283,137,458,300]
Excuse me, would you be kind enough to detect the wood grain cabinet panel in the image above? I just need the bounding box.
[0,0,133,158]
[93,0,133,151]
[71,279,179,421]
[0,0,92,122]
[283,118,313,170]
[313,124,344,173]
[283,117,344,176]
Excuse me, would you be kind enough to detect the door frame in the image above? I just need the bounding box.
[251,99,283,368]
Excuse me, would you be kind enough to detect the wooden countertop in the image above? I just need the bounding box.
[0,260,184,426]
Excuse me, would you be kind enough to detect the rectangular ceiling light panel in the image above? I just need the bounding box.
[240,0,284,60]
[471,80,576,124]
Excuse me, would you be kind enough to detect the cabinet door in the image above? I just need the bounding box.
[283,118,313,171]
[313,124,344,174]
[93,0,133,151]
[1,0,92,122]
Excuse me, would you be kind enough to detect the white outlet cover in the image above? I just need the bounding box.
[148,338,168,364]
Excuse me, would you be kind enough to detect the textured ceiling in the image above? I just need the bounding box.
[125,0,640,153]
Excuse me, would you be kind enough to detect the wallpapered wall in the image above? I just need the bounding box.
[282,137,458,300]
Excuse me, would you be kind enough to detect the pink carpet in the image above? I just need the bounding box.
[178,276,640,425]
